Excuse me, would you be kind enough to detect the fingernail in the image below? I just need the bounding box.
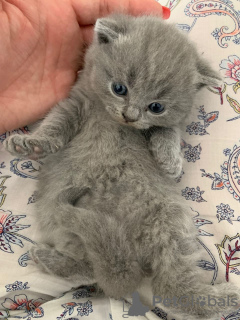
[162,6,171,19]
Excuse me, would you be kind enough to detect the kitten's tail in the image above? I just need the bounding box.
[59,187,143,299]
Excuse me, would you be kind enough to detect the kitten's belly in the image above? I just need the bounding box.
[74,159,167,219]
[39,122,170,222]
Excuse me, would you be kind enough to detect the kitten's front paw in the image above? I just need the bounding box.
[4,134,60,159]
[159,153,183,179]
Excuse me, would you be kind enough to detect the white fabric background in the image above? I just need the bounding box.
[0,0,240,319]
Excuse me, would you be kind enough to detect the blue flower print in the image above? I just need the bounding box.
[216,203,235,224]
[5,281,29,292]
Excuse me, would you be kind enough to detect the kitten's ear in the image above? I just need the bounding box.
[94,18,125,44]
[196,57,222,89]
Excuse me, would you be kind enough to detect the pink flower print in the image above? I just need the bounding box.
[2,294,29,310]
[2,294,44,318]
[220,55,240,85]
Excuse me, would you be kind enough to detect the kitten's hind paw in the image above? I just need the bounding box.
[4,134,60,159]
[29,244,95,282]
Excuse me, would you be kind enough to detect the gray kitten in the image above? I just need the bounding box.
[4,14,239,320]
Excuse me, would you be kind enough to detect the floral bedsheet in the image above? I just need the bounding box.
[1,0,240,319]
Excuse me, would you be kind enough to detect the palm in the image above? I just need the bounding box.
[0,0,167,134]
[0,0,82,133]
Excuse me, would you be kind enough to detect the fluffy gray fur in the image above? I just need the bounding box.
[4,14,239,320]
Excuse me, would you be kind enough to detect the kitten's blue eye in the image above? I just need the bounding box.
[112,83,128,96]
[148,102,165,114]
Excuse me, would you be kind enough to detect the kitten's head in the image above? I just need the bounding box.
[85,14,220,129]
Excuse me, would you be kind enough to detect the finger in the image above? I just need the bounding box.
[77,25,94,70]
[72,0,170,26]
[129,1,170,19]
[81,25,94,46]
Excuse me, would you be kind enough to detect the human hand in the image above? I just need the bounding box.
[0,0,170,134]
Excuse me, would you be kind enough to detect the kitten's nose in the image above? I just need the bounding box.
[122,112,136,123]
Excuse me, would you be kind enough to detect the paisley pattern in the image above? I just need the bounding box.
[184,0,240,48]
[222,145,240,201]
[1,0,240,319]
